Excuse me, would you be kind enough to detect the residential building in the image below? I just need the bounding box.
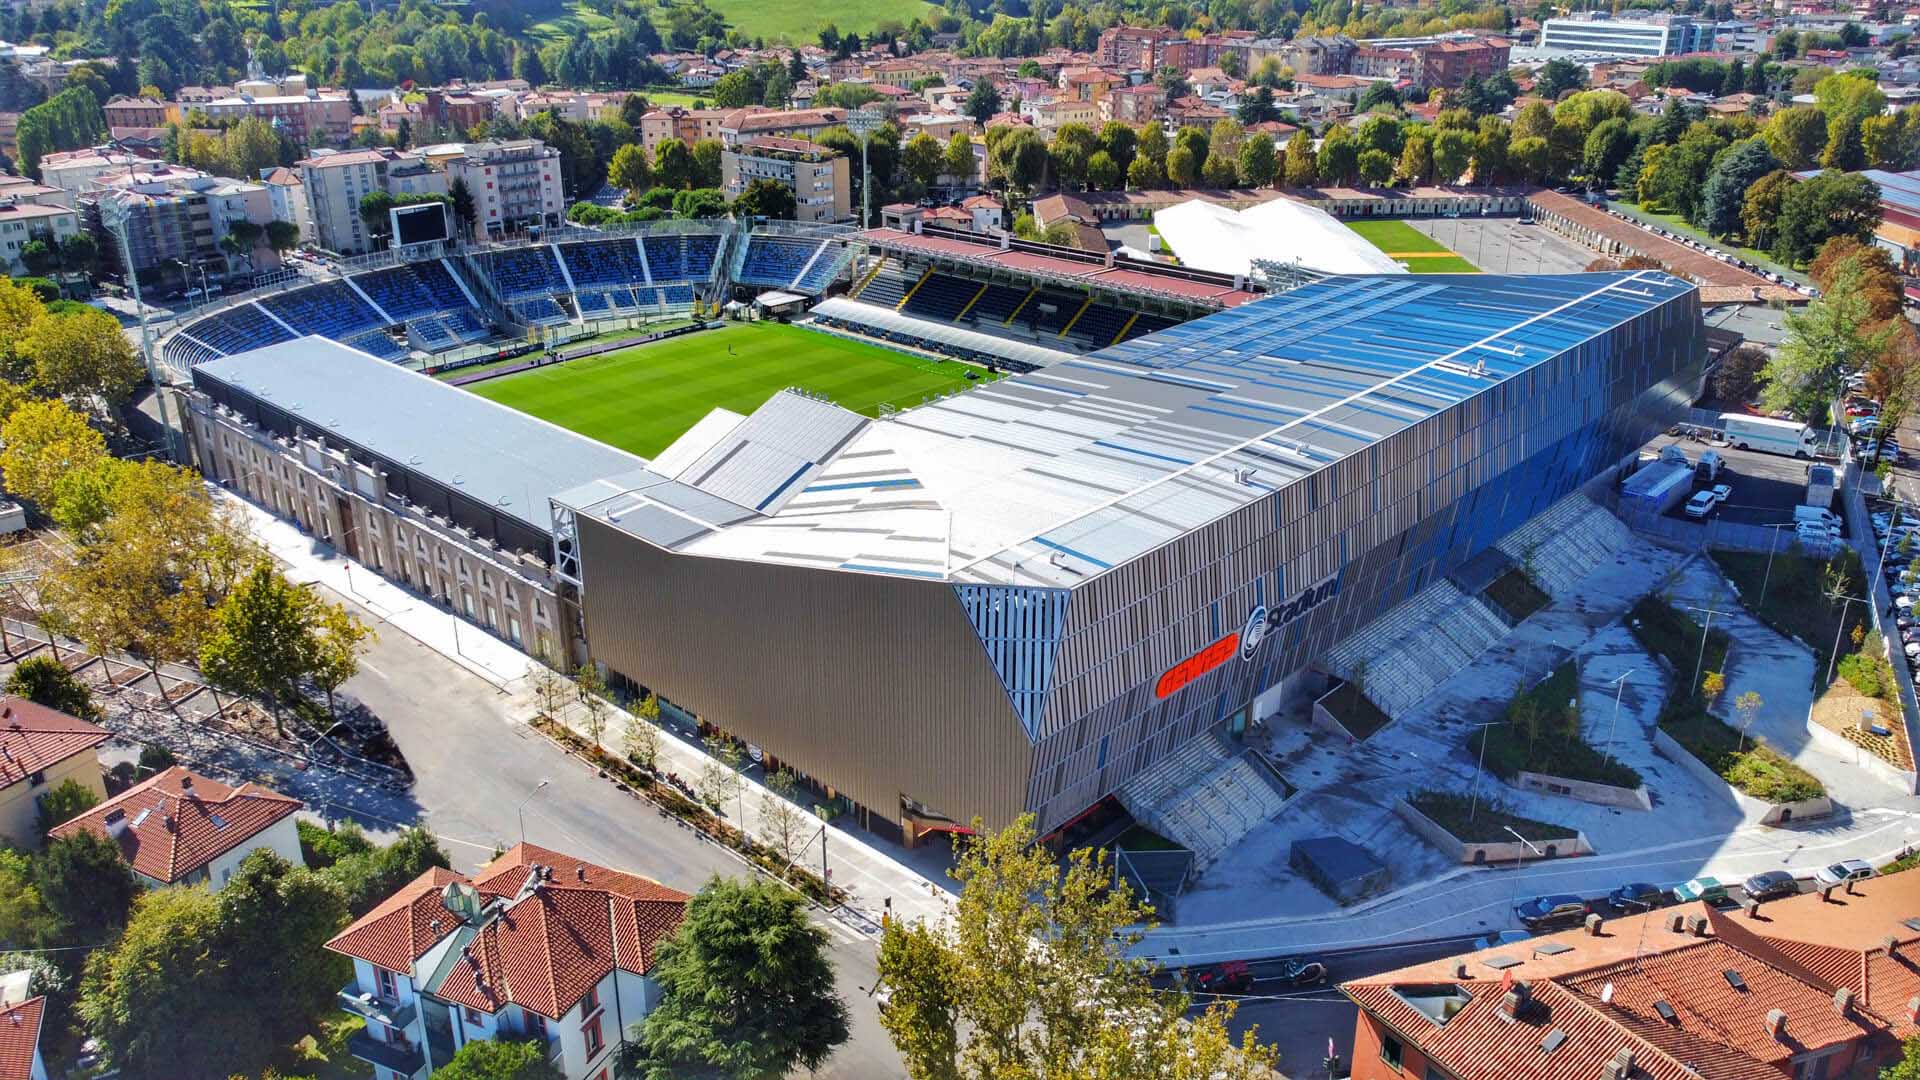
[51,767,303,890]
[1096,25,1187,69]
[1020,96,1098,132]
[865,58,941,87]
[718,107,847,147]
[960,192,1004,231]
[441,139,563,240]
[1352,46,1418,81]
[0,698,107,852]
[898,112,974,143]
[86,171,281,282]
[326,843,689,1080]
[1539,14,1707,57]
[37,148,161,201]
[0,972,45,1080]
[721,137,850,224]
[199,90,353,145]
[0,198,78,274]
[1341,883,1920,1080]
[102,96,168,135]
[260,165,311,243]
[297,147,433,254]
[1103,83,1168,125]
[1286,34,1360,75]
[638,106,730,156]
[1419,37,1512,89]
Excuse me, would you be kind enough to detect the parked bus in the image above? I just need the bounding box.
[1719,413,1819,458]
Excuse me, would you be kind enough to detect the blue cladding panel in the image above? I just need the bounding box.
[955,586,1069,741]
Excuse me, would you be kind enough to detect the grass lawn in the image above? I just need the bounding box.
[705,0,940,41]
[526,0,615,43]
[635,88,709,108]
[1628,594,1730,689]
[465,321,996,458]
[1407,790,1577,843]
[1614,202,1804,281]
[1344,219,1479,274]
[1469,660,1645,789]
[1709,548,1868,688]
[1485,568,1550,623]
[274,1013,370,1080]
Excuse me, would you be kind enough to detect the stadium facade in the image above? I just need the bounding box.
[556,270,1703,842]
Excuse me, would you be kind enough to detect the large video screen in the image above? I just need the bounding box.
[392,202,450,247]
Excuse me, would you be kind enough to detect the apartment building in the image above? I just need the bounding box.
[37,148,165,201]
[0,198,78,274]
[720,137,849,223]
[327,843,690,1080]
[1419,37,1513,89]
[51,767,303,890]
[102,96,168,135]
[1096,25,1187,69]
[717,107,846,147]
[1103,82,1167,125]
[297,147,432,254]
[638,106,729,156]
[441,139,563,240]
[200,90,353,145]
[259,166,311,244]
[0,698,108,852]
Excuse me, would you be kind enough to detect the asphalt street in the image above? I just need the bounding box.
[320,585,908,1080]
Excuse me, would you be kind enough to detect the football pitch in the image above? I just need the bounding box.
[463,322,995,459]
[1344,219,1480,274]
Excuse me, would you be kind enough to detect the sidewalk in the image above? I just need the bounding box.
[222,487,955,938]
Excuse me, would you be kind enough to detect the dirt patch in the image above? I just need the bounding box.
[1810,680,1913,769]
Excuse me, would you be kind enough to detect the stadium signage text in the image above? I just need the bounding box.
[1155,573,1343,698]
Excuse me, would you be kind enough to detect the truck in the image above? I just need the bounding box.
[1622,459,1694,516]
[1696,450,1724,482]
[1806,463,1836,508]
[1720,413,1820,458]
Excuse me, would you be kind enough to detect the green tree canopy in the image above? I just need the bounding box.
[5,654,99,719]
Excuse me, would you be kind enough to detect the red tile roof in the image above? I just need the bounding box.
[0,697,109,791]
[51,767,301,883]
[0,996,42,1080]
[328,843,688,1020]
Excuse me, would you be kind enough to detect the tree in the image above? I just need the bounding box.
[199,562,345,733]
[1085,150,1120,191]
[1165,145,1198,187]
[690,139,724,189]
[1734,690,1764,750]
[1202,149,1240,186]
[266,219,301,253]
[319,826,451,917]
[5,654,98,720]
[902,132,943,190]
[1357,147,1395,186]
[623,695,662,771]
[1355,81,1400,113]
[1318,124,1358,185]
[439,1039,564,1080]
[80,887,266,1079]
[1583,118,1634,189]
[1397,133,1433,186]
[1742,169,1794,252]
[1284,128,1318,187]
[963,81,1000,126]
[20,306,144,409]
[621,877,848,1080]
[609,143,651,196]
[574,663,610,751]
[217,850,351,1047]
[33,777,95,840]
[0,399,105,508]
[1535,57,1589,99]
[357,190,397,243]
[874,814,1277,1080]
[732,178,796,220]
[1775,169,1883,265]
[1508,136,1550,184]
[653,140,696,190]
[1701,670,1727,710]
[1237,135,1277,187]
[1433,128,1474,184]
[1764,105,1829,170]
[308,602,372,720]
[1699,138,1780,238]
[943,133,973,183]
[36,830,137,946]
[17,238,52,277]
[1763,264,1895,419]
[1712,344,1770,406]
[0,850,54,947]
[759,768,808,866]
[1237,85,1280,125]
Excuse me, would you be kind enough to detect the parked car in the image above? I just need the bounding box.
[1813,860,1875,888]
[1474,930,1534,950]
[1742,870,1799,903]
[1516,894,1593,929]
[1673,877,1728,903]
[1608,882,1670,912]
[1685,490,1721,518]
[1710,482,1732,505]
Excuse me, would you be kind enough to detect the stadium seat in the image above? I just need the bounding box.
[1066,301,1130,348]
[660,284,694,306]
[642,236,686,280]
[260,280,386,339]
[346,331,409,362]
[901,274,978,322]
[1125,313,1179,341]
[965,283,1029,325]
[353,262,476,321]
[576,291,611,314]
[791,246,848,293]
[736,235,821,287]
[684,234,720,279]
[189,302,298,355]
[488,247,567,300]
[513,297,570,326]
[855,266,912,309]
[605,288,638,312]
[560,240,649,288]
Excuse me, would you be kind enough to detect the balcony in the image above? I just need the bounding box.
[338,985,419,1030]
[346,1028,425,1077]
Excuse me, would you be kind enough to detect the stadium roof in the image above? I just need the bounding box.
[1151,197,1409,277]
[811,298,1077,371]
[195,337,648,535]
[559,272,1695,588]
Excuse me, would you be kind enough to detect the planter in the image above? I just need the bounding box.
[1803,716,1919,795]
[1514,770,1653,811]
[1652,728,1835,825]
[1394,798,1595,865]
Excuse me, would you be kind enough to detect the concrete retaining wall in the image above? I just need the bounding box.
[1516,770,1654,811]
[1803,716,1918,795]
[1652,727,1835,825]
[1394,799,1595,864]
[1312,698,1358,742]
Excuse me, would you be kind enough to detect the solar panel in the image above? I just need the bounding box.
[1654,1000,1678,1023]
[1481,955,1522,970]
[1723,970,1747,991]
[1541,1029,1567,1055]
[1534,942,1574,956]
[1902,918,1920,933]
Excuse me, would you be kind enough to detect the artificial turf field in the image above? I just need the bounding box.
[1344,219,1481,273]
[463,321,995,459]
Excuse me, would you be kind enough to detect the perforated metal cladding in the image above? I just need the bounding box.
[953,586,1071,739]
[1025,294,1701,830]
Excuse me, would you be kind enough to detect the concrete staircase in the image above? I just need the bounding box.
[1117,732,1291,869]
[1496,493,1637,599]
[1322,580,1511,719]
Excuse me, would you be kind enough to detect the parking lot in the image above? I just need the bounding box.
[1636,435,1839,533]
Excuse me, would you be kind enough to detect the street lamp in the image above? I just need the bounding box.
[101,192,177,460]
[1825,589,1870,687]
[515,778,551,845]
[1685,604,1735,694]
[847,108,883,231]
[1465,719,1507,823]
[1504,826,1544,924]
[1605,668,1635,765]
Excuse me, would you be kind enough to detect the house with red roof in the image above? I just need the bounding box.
[1338,872,1920,1080]
[50,766,303,890]
[0,697,109,851]
[0,972,45,1080]
[326,843,689,1080]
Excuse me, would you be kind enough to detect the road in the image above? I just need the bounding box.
[322,586,908,1080]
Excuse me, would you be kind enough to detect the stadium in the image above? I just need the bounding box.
[166,219,1704,848]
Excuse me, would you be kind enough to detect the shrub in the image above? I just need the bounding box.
[1839,650,1893,699]
[296,819,374,870]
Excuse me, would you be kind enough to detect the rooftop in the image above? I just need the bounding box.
[560,271,1693,588]
[194,337,648,536]
[0,995,41,1080]
[0,697,109,791]
[51,767,302,883]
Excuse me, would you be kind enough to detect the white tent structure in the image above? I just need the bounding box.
[1152,197,1409,277]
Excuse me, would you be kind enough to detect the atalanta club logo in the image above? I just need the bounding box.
[1240,605,1270,660]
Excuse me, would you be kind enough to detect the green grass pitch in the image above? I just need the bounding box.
[1344,219,1480,274]
[463,322,995,459]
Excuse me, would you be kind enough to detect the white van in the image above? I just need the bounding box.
[1794,506,1841,530]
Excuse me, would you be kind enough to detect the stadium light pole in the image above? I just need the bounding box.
[102,193,177,461]
[848,108,883,231]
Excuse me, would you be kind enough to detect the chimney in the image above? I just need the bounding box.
[1451,961,1468,979]
[103,807,128,838]
[1766,1008,1787,1041]
[179,774,193,791]
[575,866,585,882]
[1689,915,1710,937]
[1586,913,1604,936]
[1500,982,1531,1020]
[1742,898,1759,918]
[1887,935,1901,958]
[1835,987,1855,1016]
[1602,1049,1636,1080]
[1667,913,1687,933]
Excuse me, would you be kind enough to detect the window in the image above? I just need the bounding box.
[526,1013,547,1040]
[583,1013,604,1056]
[1381,1033,1403,1069]
[377,967,398,1000]
[464,1007,482,1027]
[27,771,43,787]
[582,986,599,1015]
[1426,1066,1448,1080]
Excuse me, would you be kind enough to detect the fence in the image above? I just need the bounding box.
[1844,473,1920,786]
